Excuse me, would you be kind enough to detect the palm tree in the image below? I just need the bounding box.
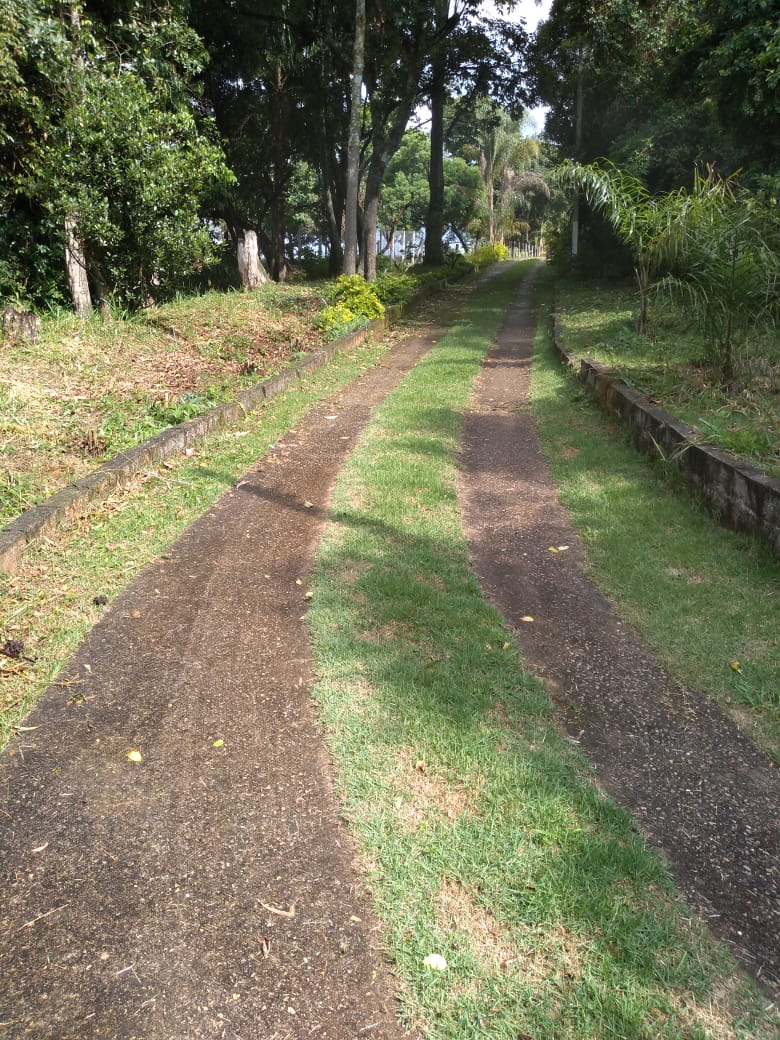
[473,102,548,247]
[552,160,662,334]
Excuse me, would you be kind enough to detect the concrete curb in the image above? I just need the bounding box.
[552,314,780,559]
[0,304,408,576]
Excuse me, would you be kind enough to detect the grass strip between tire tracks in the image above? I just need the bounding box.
[309,261,777,1039]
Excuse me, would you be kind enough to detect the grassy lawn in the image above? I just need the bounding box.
[534,269,780,765]
[554,278,780,477]
[309,262,777,1038]
[0,284,331,526]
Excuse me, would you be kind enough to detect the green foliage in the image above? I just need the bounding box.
[314,275,385,340]
[553,161,780,369]
[313,300,367,340]
[45,71,232,307]
[379,130,430,235]
[655,171,780,378]
[148,389,225,428]
[329,275,385,319]
[468,243,509,270]
[0,1,232,309]
[374,273,417,306]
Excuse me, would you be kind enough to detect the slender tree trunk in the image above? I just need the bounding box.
[344,0,366,275]
[634,262,649,335]
[320,143,344,275]
[269,62,288,282]
[65,216,92,317]
[64,3,92,315]
[488,180,496,245]
[424,9,447,266]
[237,230,269,290]
[362,94,419,281]
[571,46,585,257]
[362,165,382,281]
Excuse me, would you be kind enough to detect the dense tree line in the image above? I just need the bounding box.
[1,0,777,311]
[533,0,780,267]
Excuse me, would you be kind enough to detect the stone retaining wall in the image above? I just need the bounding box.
[0,311,401,575]
[553,314,780,559]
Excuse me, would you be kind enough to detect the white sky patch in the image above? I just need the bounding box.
[481,0,552,34]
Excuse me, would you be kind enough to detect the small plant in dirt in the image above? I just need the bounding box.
[148,389,224,427]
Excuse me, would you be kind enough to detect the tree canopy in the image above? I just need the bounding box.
[1,0,778,308]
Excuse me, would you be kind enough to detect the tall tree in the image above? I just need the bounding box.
[423,2,530,265]
[343,0,366,275]
[0,0,231,309]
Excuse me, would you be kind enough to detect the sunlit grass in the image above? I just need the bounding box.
[534,269,780,763]
[309,262,777,1038]
[556,279,780,476]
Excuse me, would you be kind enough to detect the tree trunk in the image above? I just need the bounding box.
[571,46,585,257]
[343,0,366,276]
[237,230,269,290]
[424,15,447,267]
[65,217,92,317]
[362,167,382,281]
[64,5,91,316]
[362,95,419,281]
[268,61,289,282]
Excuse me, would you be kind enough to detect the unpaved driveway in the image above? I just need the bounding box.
[0,293,471,1039]
[2,267,778,1040]
[459,265,780,997]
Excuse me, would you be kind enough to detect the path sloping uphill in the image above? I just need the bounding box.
[459,266,780,996]
[0,267,778,1039]
[0,292,474,1038]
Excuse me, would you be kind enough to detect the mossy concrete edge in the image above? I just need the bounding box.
[552,313,780,559]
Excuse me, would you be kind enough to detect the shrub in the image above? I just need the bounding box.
[329,275,385,319]
[469,243,510,270]
[313,300,367,340]
[374,273,417,306]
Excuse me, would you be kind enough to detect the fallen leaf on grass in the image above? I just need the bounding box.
[730,660,742,673]
[423,953,447,971]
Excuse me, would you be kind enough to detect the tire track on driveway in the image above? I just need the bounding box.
[458,265,780,997]
[0,289,470,1040]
